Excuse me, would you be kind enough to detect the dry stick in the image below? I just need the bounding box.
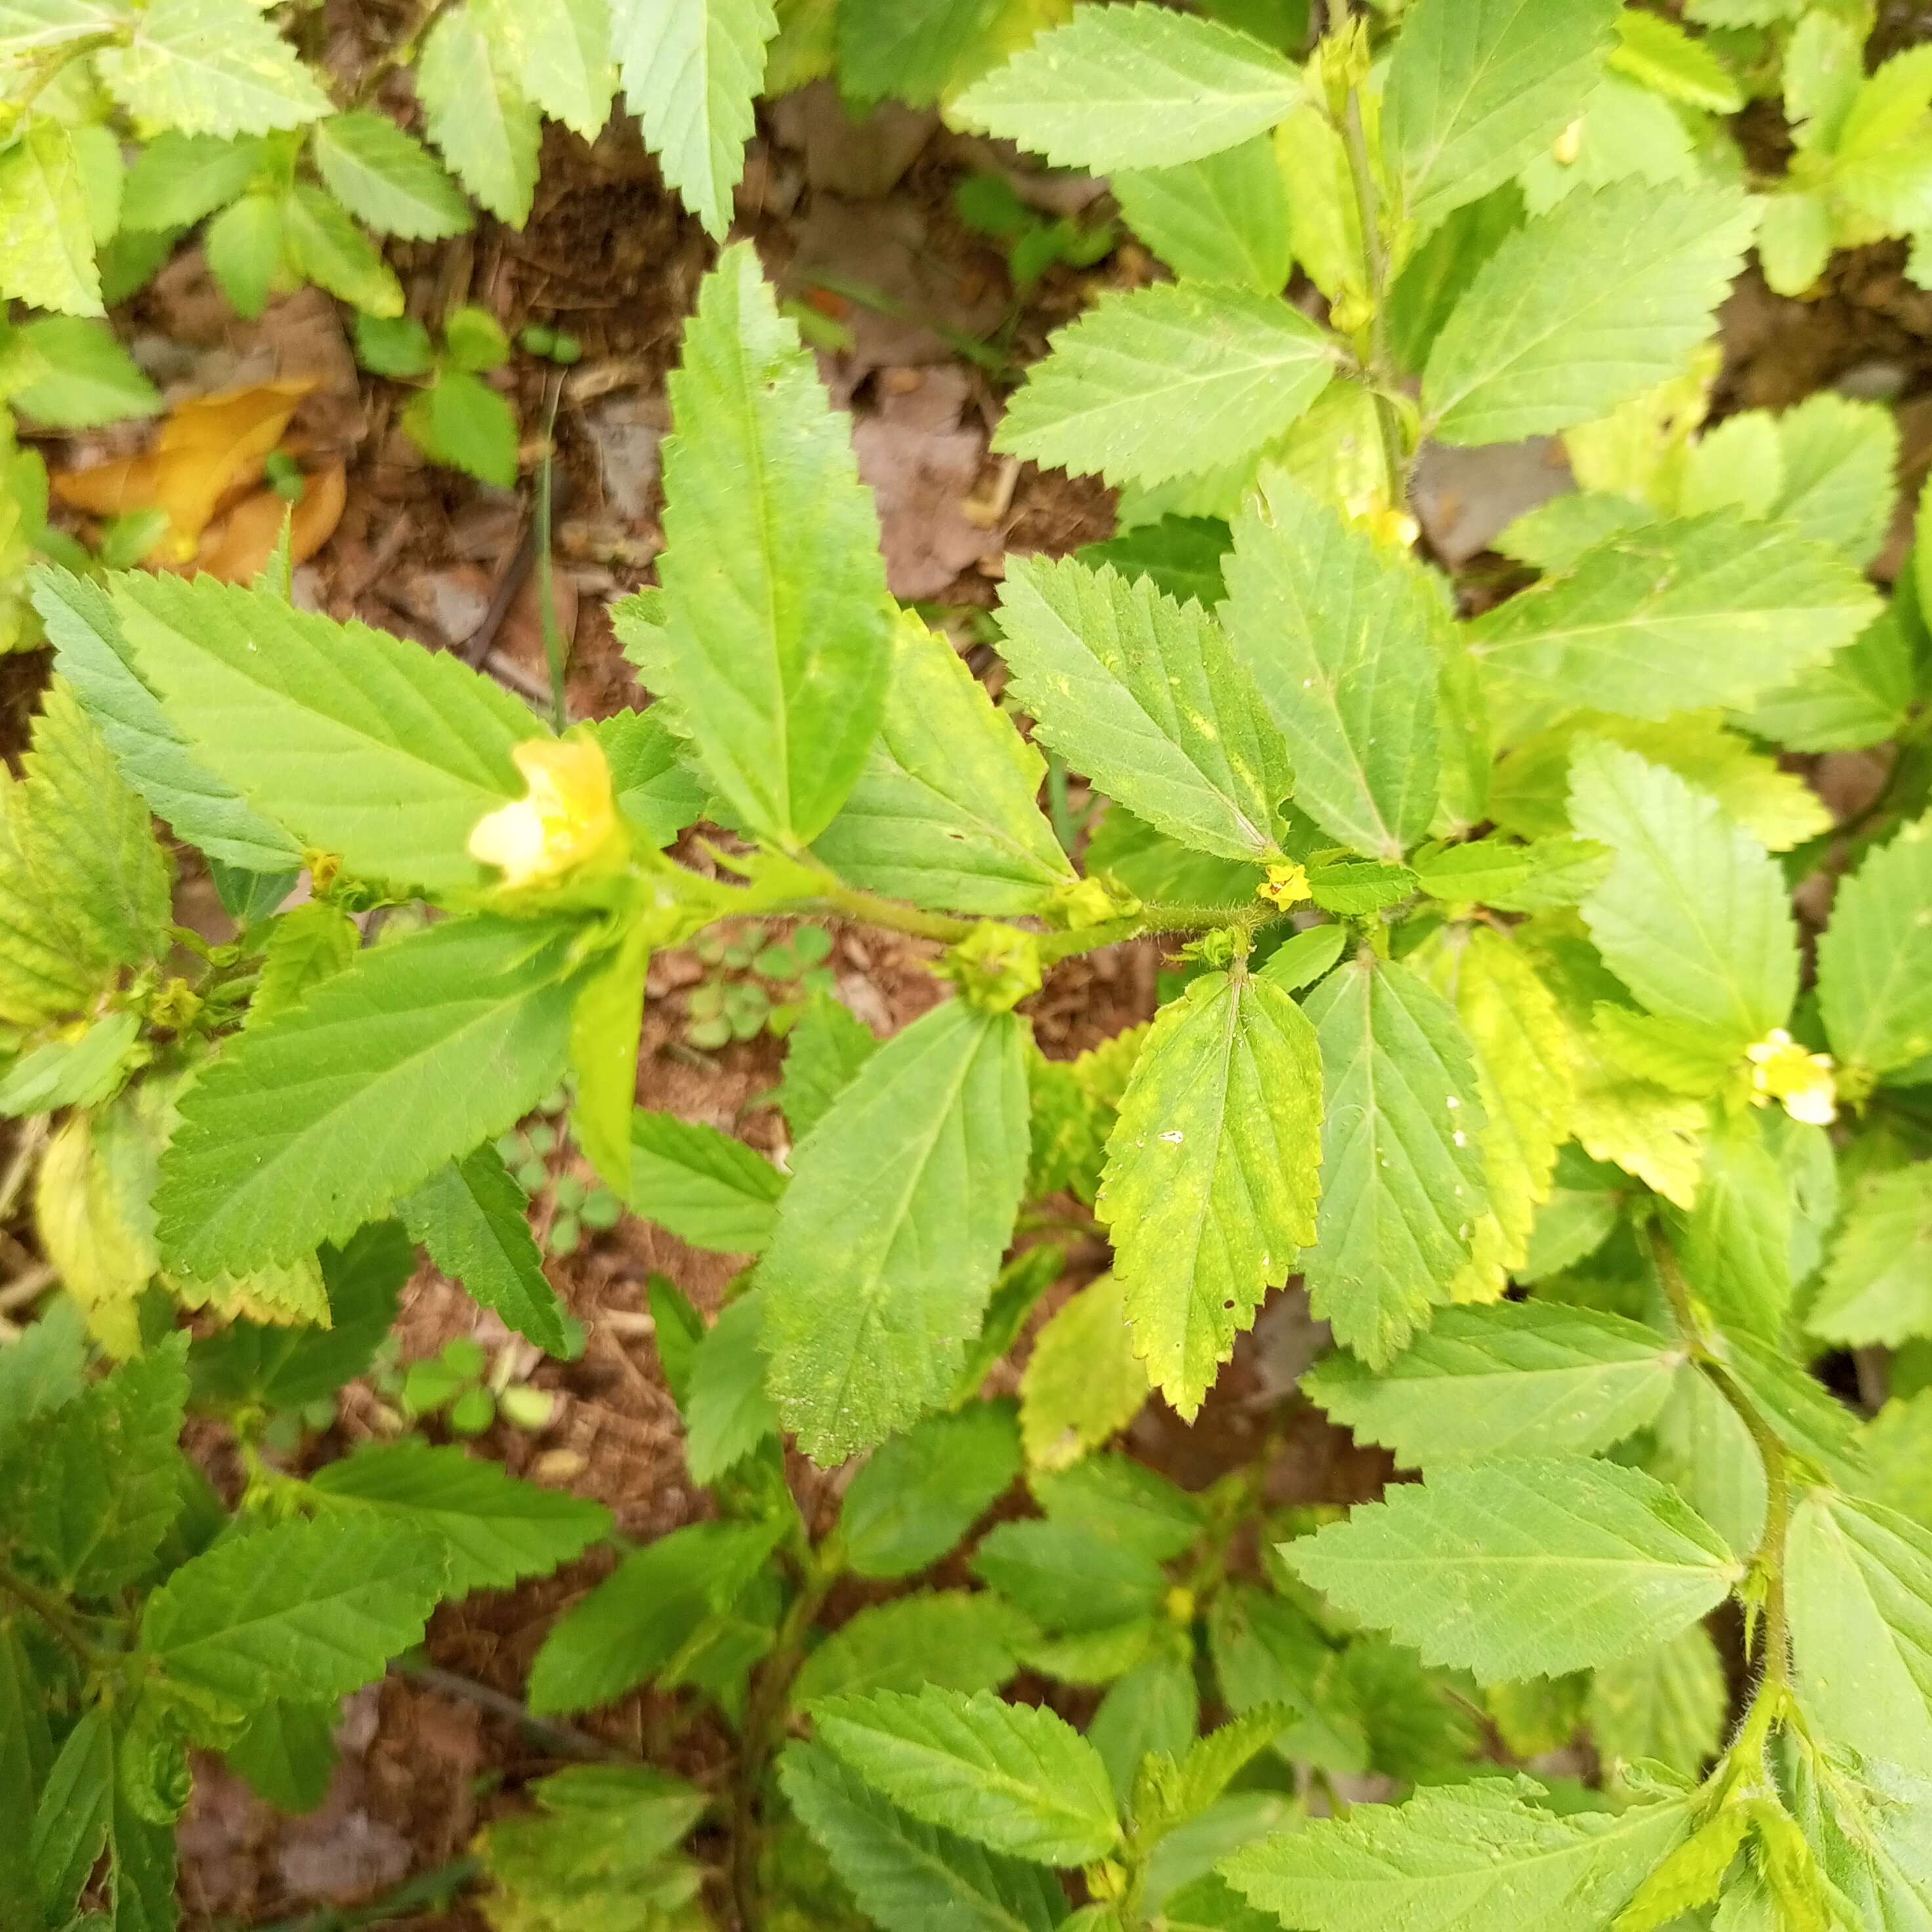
[393,1658,639,1765]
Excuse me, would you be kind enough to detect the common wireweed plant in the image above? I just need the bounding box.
[8,0,1932,1927]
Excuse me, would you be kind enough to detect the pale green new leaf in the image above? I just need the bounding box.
[1788,1490,1932,1776]
[629,1108,786,1253]
[402,1144,572,1354]
[814,612,1076,917]
[98,0,329,136]
[993,282,1337,490]
[1303,1303,1684,1470]
[156,915,583,1277]
[640,242,891,847]
[1017,1272,1148,1472]
[1301,954,1489,1368]
[814,1686,1119,1866]
[1223,1776,1690,1932]
[112,569,535,895]
[0,0,124,58]
[1221,470,1442,861]
[1818,816,1932,1078]
[1569,740,1797,1048]
[953,5,1301,174]
[1587,1624,1728,1782]
[474,0,613,139]
[14,317,160,428]
[417,5,541,226]
[311,112,472,240]
[758,998,1030,1462]
[283,182,404,317]
[310,1438,609,1593]
[1095,969,1320,1414]
[0,121,101,316]
[1423,184,1756,446]
[1807,1166,1932,1349]
[780,1741,1068,1932]
[1287,1458,1739,1681]
[992,555,1288,864]
[1114,136,1292,292]
[140,1515,447,1728]
[610,0,776,239]
[1771,392,1900,567]
[1383,0,1621,234]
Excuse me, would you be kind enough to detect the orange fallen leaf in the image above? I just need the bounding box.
[194,461,347,583]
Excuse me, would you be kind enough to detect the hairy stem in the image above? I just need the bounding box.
[1335,60,1409,502]
[0,1563,106,1668]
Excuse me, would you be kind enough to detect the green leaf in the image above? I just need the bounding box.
[1569,740,1797,1048]
[402,1144,572,1355]
[776,992,879,1142]
[0,121,100,316]
[1095,968,1319,1414]
[1789,1490,1932,1775]
[1861,1389,1932,1532]
[14,316,159,427]
[1818,817,1932,1079]
[204,188,282,316]
[156,915,583,1277]
[1744,609,1914,754]
[992,555,1287,864]
[954,6,1300,174]
[0,0,125,58]
[835,0,996,106]
[120,131,264,230]
[814,612,1076,917]
[1017,1271,1148,1472]
[792,1592,1034,1708]
[225,1698,338,1813]
[1091,1655,1199,1801]
[1767,392,1900,568]
[1468,513,1880,730]
[780,1740,1068,1932]
[569,918,648,1194]
[992,282,1337,491]
[111,569,535,895]
[597,705,707,846]
[636,242,891,847]
[1114,136,1291,292]
[840,1402,1020,1580]
[1671,1112,1793,1345]
[31,1705,110,1926]
[1221,469,1443,861]
[140,1515,447,1731]
[1286,1458,1739,1681]
[611,0,776,238]
[1807,1166,1932,1348]
[814,1686,1119,1866]
[1301,954,1489,1368]
[758,998,1030,1463]
[417,4,541,225]
[629,1107,786,1253]
[1223,1776,1690,1932]
[98,0,329,135]
[526,1519,781,1714]
[1080,516,1230,609]
[1304,1303,1684,1470]
[0,1297,85,1425]
[683,1290,779,1482]
[1422,184,1755,446]
[1382,0,1622,235]
[1609,10,1742,113]
[311,112,471,240]
[1793,1750,1932,1930]
[402,366,516,485]
[1587,1624,1727,1783]
[249,902,359,1028]
[972,1516,1165,1643]
[310,1438,610,1593]
[474,0,612,138]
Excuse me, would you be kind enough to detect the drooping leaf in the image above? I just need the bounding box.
[1220,469,1442,862]
[1818,816,1932,1080]
[758,998,1030,1463]
[1095,968,1320,1414]
[1670,1110,1793,1345]
[224,1698,338,1814]
[417,4,542,225]
[1286,1458,1740,1681]
[311,112,472,240]
[629,1108,786,1253]
[97,0,329,136]
[1114,136,1292,292]
[992,555,1288,864]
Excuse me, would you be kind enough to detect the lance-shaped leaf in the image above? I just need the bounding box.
[1818,816,1932,1079]
[1788,1490,1932,1776]
[1221,471,1442,862]
[1301,954,1489,1367]
[637,242,891,847]
[1569,740,1797,1048]
[993,282,1338,492]
[1809,1166,1932,1348]
[1223,1776,1690,1932]
[757,998,1030,1463]
[417,4,541,225]
[156,916,583,1278]
[1422,182,1756,446]
[1467,513,1878,730]
[1383,0,1622,235]
[1286,1458,1740,1681]
[953,5,1301,174]
[611,0,776,240]
[111,570,536,896]
[812,1687,1119,1867]
[992,555,1288,865]
[1304,1304,1685,1470]
[1114,136,1292,293]
[814,612,1076,917]
[1095,969,1320,1415]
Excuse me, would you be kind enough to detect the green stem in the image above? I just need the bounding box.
[0,1563,106,1668]
[1337,89,1408,503]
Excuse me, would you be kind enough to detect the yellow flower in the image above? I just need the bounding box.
[1257,862,1311,910]
[469,736,621,889]
[1746,1028,1838,1127]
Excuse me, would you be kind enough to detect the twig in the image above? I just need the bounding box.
[534,368,571,733]
[245,1855,480,1932]
[0,1262,54,1312]
[394,1659,638,1764]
